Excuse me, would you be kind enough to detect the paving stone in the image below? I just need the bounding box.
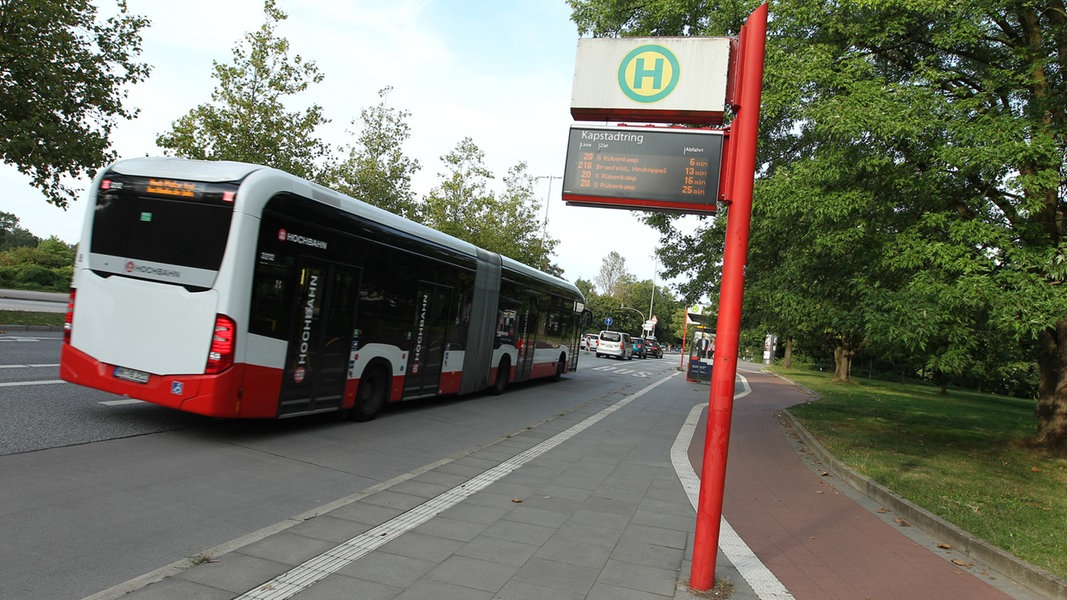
[426,554,518,592]
[512,556,600,594]
[411,514,489,542]
[180,552,290,595]
[296,573,401,600]
[457,536,540,566]
[481,519,556,546]
[336,550,435,588]
[597,558,679,596]
[535,536,612,569]
[377,531,465,563]
[233,532,335,568]
[392,578,494,600]
[287,514,374,544]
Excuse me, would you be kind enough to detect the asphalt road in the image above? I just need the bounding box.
[0,335,683,599]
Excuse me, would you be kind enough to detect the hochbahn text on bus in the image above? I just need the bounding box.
[60,157,588,420]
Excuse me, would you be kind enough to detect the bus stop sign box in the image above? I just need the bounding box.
[562,125,724,214]
[571,37,733,125]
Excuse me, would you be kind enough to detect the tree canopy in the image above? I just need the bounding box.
[569,0,1067,447]
[327,87,421,220]
[419,138,559,271]
[0,0,151,208]
[155,0,331,181]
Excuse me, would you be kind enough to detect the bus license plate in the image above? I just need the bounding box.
[114,366,150,384]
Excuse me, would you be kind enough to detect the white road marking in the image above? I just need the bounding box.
[0,379,65,387]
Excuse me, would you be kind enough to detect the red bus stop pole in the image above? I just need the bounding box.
[689,2,767,591]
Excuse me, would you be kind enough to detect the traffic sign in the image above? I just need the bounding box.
[571,37,733,125]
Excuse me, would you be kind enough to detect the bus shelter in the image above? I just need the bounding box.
[683,311,715,382]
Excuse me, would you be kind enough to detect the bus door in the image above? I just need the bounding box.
[404,282,453,397]
[515,293,539,381]
[279,259,360,416]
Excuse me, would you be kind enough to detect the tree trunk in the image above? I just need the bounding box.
[1034,319,1067,449]
[832,345,852,382]
[783,338,793,369]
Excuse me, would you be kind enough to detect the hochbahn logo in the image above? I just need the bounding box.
[277,228,328,250]
[125,260,180,279]
[617,44,680,104]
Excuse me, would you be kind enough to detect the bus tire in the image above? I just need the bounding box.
[552,355,565,381]
[349,364,389,422]
[491,356,510,395]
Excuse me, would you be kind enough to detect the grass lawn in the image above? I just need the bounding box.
[774,367,1067,580]
[0,310,64,328]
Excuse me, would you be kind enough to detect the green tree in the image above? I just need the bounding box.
[0,212,40,250]
[495,163,560,273]
[586,293,643,335]
[758,0,1067,444]
[420,138,557,269]
[156,0,331,181]
[420,137,493,239]
[571,0,1067,447]
[327,87,421,219]
[0,0,150,208]
[619,278,681,340]
[574,277,596,299]
[595,251,632,298]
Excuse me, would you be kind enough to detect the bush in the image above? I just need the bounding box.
[11,264,71,291]
[0,235,75,291]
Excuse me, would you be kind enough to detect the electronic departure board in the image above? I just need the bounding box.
[562,125,724,213]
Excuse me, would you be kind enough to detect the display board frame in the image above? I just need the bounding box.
[561,125,724,213]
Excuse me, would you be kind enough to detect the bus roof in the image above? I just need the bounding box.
[104,157,583,300]
[109,157,264,183]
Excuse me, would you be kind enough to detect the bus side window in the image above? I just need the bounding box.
[250,259,292,338]
[496,305,518,345]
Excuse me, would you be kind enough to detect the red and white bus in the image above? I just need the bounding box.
[60,158,587,420]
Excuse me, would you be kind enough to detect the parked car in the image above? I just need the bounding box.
[645,339,663,358]
[596,330,633,360]
[581,333,599,351]
[632,337,648,359]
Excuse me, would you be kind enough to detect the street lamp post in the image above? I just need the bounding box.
[534,175,562,268]
[619,304,644,333]
[648,256,657,322]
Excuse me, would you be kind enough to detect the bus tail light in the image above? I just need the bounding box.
[206,314,236,373]
[64,289,76,344]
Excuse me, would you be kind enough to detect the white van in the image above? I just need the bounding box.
[596,330,633,360]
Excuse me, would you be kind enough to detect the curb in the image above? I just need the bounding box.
[780,409,1067,600]
[0,324,63,332]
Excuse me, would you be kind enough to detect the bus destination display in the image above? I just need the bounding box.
[562,125,724,213]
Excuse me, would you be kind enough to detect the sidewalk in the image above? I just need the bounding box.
[88,366,1050,600]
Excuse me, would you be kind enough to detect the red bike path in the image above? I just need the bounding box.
[687,366,1047,600]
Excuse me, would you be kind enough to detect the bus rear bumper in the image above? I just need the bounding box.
[60,343,275,418]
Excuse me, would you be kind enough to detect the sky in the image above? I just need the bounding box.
[0,0,706,291]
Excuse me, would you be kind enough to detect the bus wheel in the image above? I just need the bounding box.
[552,355,565,381]
[349,365,388,422]
[491,357,510,395]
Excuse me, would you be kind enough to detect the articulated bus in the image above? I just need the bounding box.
[60,158,587,420]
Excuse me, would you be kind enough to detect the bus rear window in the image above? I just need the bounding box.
[90,175,238,272]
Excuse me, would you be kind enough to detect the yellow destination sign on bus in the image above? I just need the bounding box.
[146,178,197,198]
